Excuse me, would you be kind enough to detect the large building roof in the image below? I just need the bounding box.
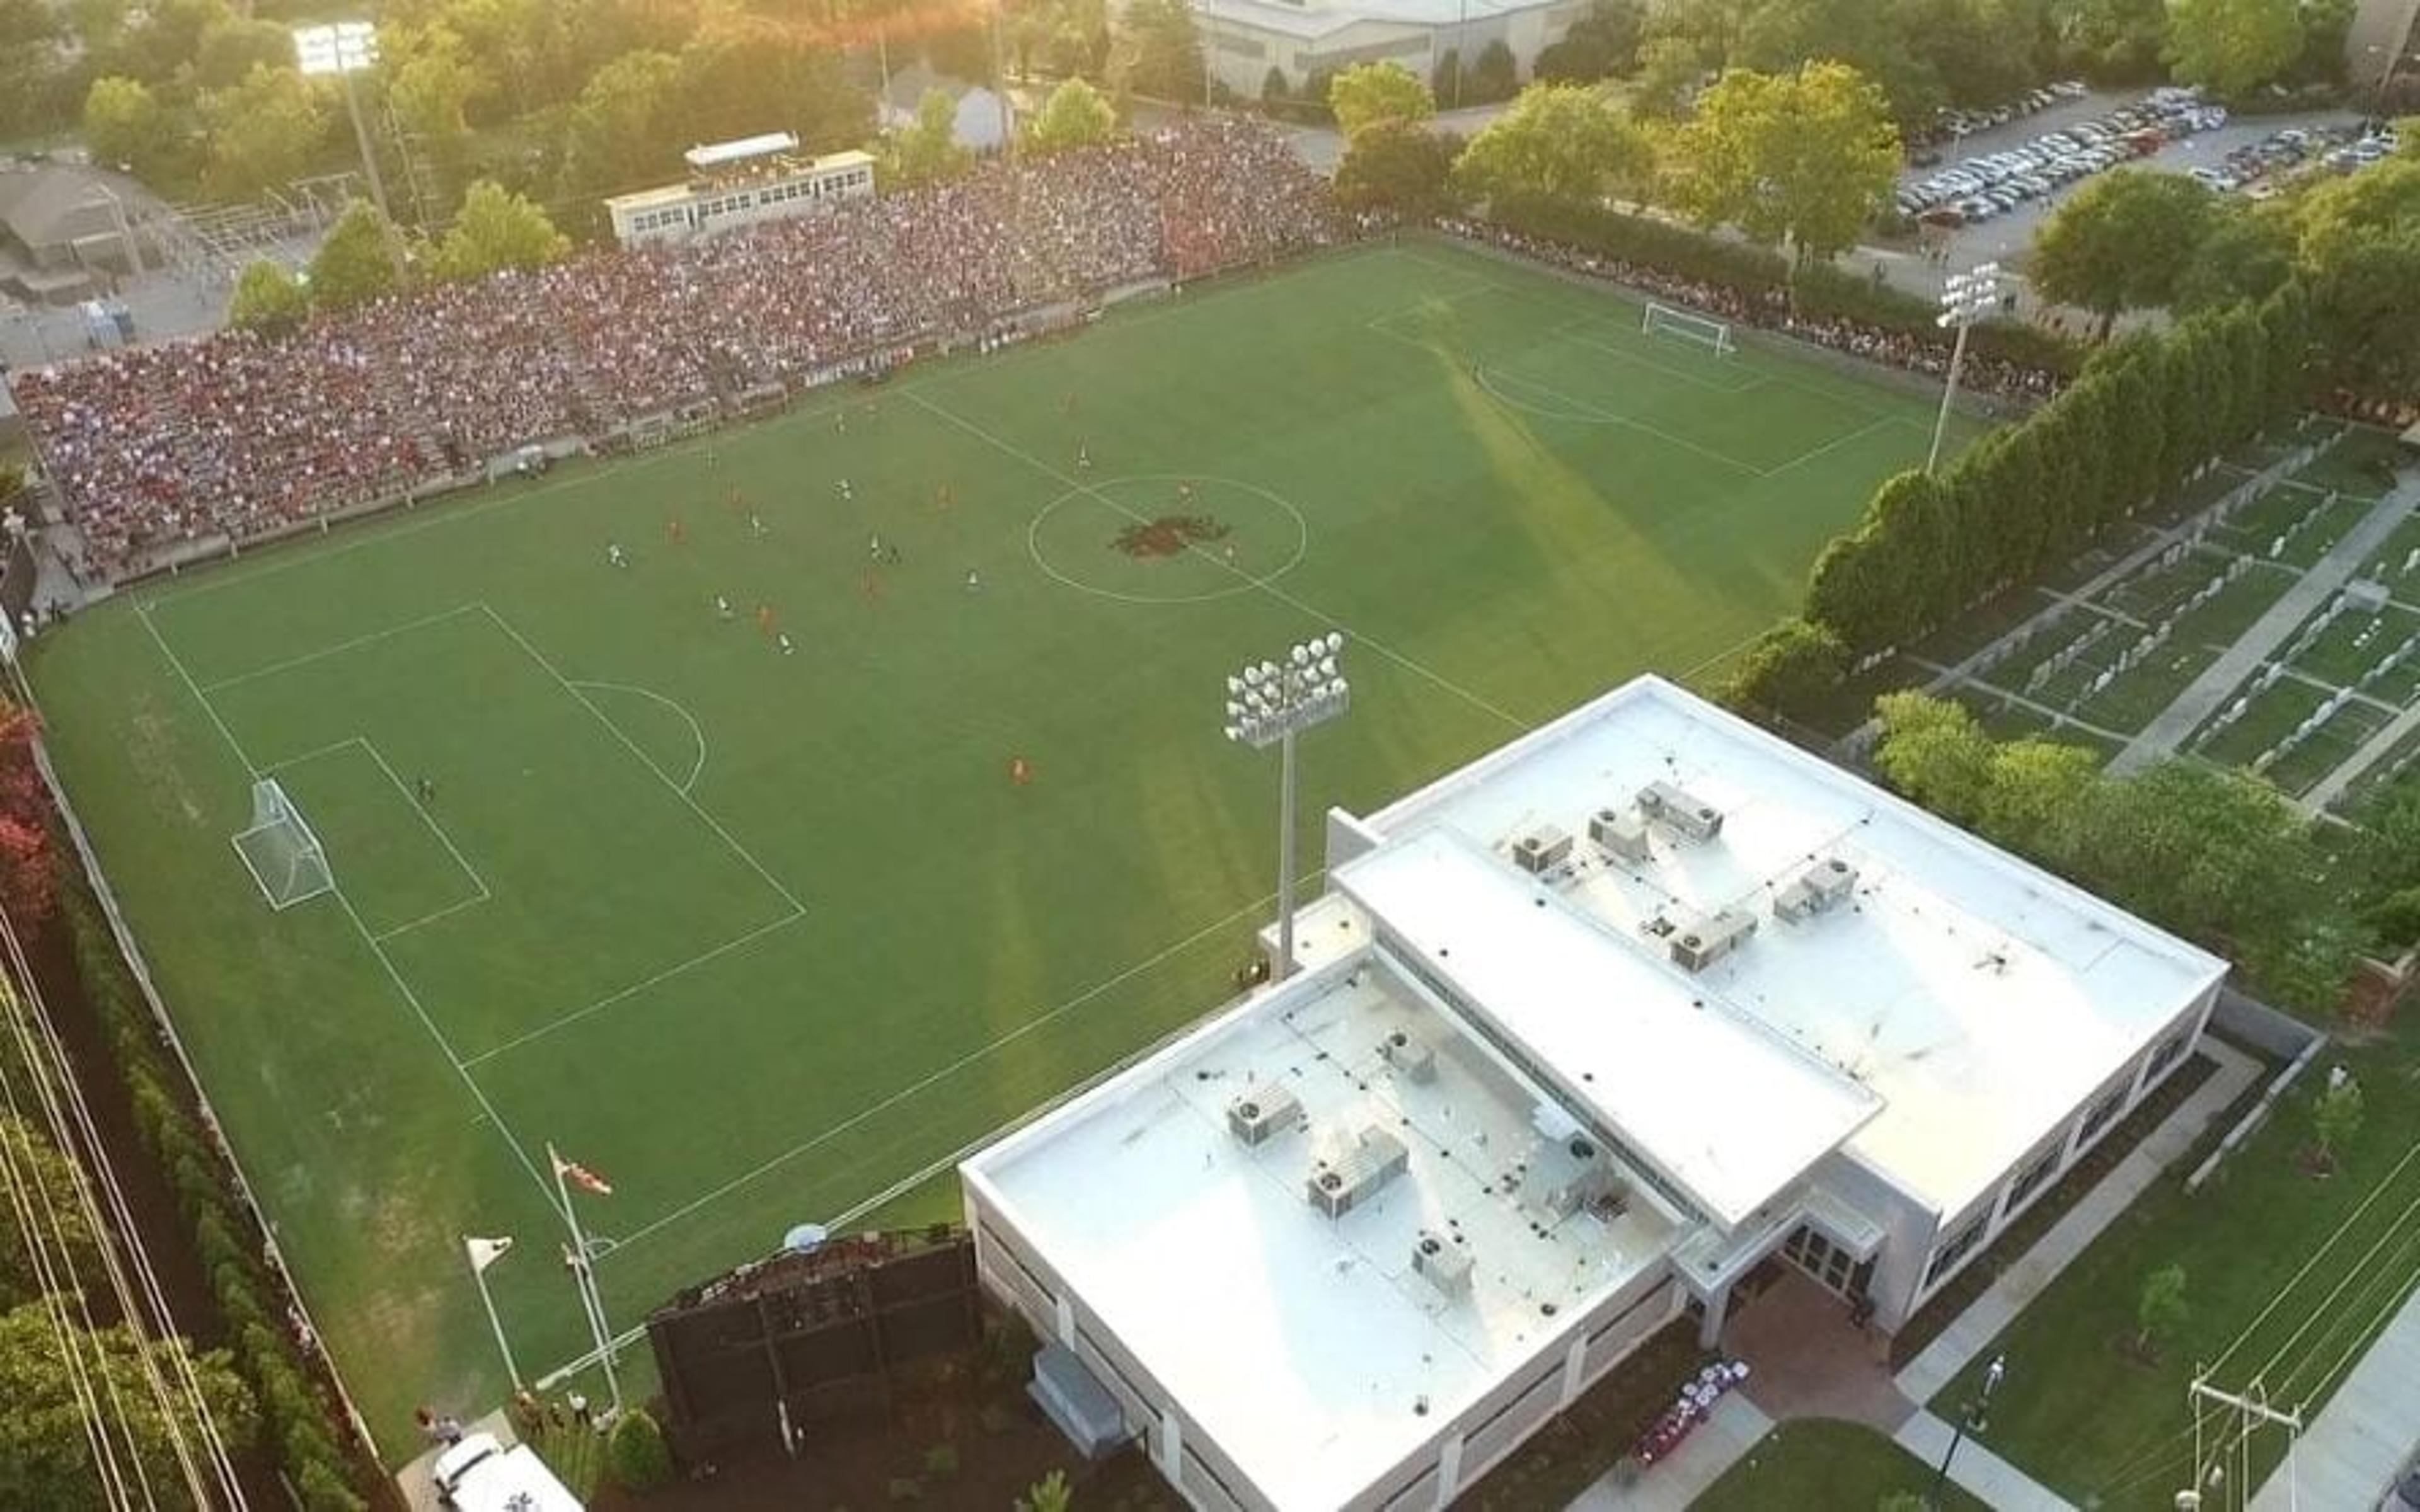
[1354,675,2228,1218]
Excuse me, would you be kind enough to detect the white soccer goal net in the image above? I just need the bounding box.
[231,778,333,910]
[1642,302,1737,355]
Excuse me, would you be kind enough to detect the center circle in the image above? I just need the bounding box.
[1027,474,1309,604]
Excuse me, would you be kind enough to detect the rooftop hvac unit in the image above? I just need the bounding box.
[1306,1126,1409,1218]
[1510,824,1574,876]
[1637,781,1723,843]
[1588,807,1652,862]
[1226,1084,1303,1147]
[1412,1230,1473,1296]
[1380,1029,1437,1084]
[1774,856,1859,922]
[1669,907,1758,973]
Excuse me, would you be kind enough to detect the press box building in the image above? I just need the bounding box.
[962,676,2225,1511]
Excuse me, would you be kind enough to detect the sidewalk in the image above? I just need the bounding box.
[1894,1409,2077,1511]
[1896,1041,2261,1403]
[2247,1281,2420,1510]
[1565,1394,1773,1512]
[2111,483,2420,774]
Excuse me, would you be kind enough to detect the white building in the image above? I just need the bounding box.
[602,134,876,249]
[1194,0,1582,101]
[962,675,2224,1511]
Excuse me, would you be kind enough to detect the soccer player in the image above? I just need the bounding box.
[715,593,734,620]
[965,568,981,592]
[756,604,776,636]
[836,478,853,502]
[1178,481,1195,505]
[777,631,797,655]
[607,542,627,569]
[868,532,883,561]
[935,483,953,511]
[415,776,437,804]
[1009,755,1033,786]
[748,512,768,538]
[1076,443,1091,471]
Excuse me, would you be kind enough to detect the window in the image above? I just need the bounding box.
[2146,1026,2192,1080]
[2076,1078,2131,1148]
[1924,1214,1987,1289]
[2004,1141,2061,1216]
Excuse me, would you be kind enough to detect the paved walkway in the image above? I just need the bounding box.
[1895,1409,2078,1510]
[2247,1282,2420,1510]
[2111,482,2420,774]
[1565,1393,1773,1511]
[2303,695,2420,811]
[1896,1041,2261,1403]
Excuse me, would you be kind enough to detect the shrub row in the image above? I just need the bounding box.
[57,881,376,1511]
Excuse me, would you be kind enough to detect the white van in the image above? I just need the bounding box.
[429,1433,584,1511]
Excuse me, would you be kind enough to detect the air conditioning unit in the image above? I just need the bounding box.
[1412,1230,1472,1295]
[1380,1029,1437,1084]
[1637,781,1723,843]
[1226,1084,1302,1147]
[1775,856,1859,922]
[1306,1126,1409,1218]
[1510,824,1574,875]
[1670,907,1758,972]
[1588,806,1651,861]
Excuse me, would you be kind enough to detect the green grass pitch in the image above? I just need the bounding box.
[26,238,1968,1450]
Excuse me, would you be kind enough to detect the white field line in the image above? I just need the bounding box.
[569,681,709,794]
[194,604,481,692]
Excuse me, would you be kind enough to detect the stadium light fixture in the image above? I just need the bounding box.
[1927,261,2005,476]
[294,21,394,227]
[1224,632,1349,983]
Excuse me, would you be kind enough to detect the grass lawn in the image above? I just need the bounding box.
[2352,514,2420,590]
[2171,562,2297,646]
[2196,679,2329,769]
[2264,700,2389,797]
[1932,1009,2420,1509]
[1694,1419,1987,1511]
[23,238,1968,1453]
[2294,423,2402,498]
[2290,603,2420,688]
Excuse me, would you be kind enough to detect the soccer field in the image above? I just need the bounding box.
[26,237,1970,1450]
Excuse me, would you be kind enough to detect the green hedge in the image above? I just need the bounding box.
[55,882,375,1511]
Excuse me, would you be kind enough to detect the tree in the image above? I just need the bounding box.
[2293,160,2420,396]
[2052,0,2167,81]
[1327,60,1432,139]
[306,201,400,311]
[2133,1264,2189,1360]
[1468,38,1519,101]
[2164,0,2301,98]
[1451,82,1651,202]
[605,1406,672,1491]
[2310,1078,2363,1170]
[81,76,176,180]
[202,64,327,200]
[1334,121,1461,219]
[1533,0,1647,82]
[0,1118,100,1310]
[1025,77,1116,154]
[194,16,294,89]
[1715,617,1847,719]
[2174,202,2296,312]
[429,180,568,283]
[880,89,973,189]
[0,1301,258,1511]
[1008,0,1110,79]
[386,27,488,212]
[1630,34,1711,117]
[1978,737,2103,855]
[1872,692,1996,826]
[2028,170,2216,334]
[1668,62,1900,270]
[228,261,309,333]
[673,17,868,152]
[1116,0,1205,103]
[562,49,682,193]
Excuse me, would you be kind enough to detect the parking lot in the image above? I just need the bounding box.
[1898,88,2364,288]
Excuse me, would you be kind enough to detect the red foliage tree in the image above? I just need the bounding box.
[0,701,54,925]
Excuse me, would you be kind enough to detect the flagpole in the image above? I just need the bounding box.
[464,1239,524,1391]
[549,1144,625,1414]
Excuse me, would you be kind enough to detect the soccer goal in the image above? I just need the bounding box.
[231,778,334,910]
[1641,302,1737,356]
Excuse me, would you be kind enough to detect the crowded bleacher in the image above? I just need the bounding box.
[15,117,1334,581]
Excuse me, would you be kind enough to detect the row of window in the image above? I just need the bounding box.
[621,168,875,236]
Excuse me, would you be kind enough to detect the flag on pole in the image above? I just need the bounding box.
[552,1152,613,1196]
[464,1235,515,1273]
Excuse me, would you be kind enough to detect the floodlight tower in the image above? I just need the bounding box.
[1224,633,1349,983]
[1928,261,2005,476]
[294,21,392,226]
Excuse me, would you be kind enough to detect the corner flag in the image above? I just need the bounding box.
[551,1151,613,1197]
[465,1235,515,1273]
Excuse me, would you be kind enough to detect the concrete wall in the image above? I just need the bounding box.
[2348,0,2420,83]
[2210,987,2322,1060]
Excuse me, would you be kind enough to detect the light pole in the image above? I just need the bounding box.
[1927,1351,2005,1508]
[1927,260,2004,476]
[294,22,393,226]
[1224,633,1349,984]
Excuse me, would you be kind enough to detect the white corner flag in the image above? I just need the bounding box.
[466,1235,516,1273]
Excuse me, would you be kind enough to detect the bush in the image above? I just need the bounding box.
[607,1406,675,1493]
[1717,617,1848,721]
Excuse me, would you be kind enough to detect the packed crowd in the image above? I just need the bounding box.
[1446,219,2065,403]
[15,117,1335,581]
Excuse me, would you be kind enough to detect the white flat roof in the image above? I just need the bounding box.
[967,957,1679,1509]
[1359,677,2228,1218]
[1334,829,1882,1230]
[684,132,798,168]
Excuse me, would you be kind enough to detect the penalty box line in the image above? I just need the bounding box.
[260,734,493,939]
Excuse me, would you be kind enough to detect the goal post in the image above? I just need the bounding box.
[231,778,334,910]
[1641,302,1737,356]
